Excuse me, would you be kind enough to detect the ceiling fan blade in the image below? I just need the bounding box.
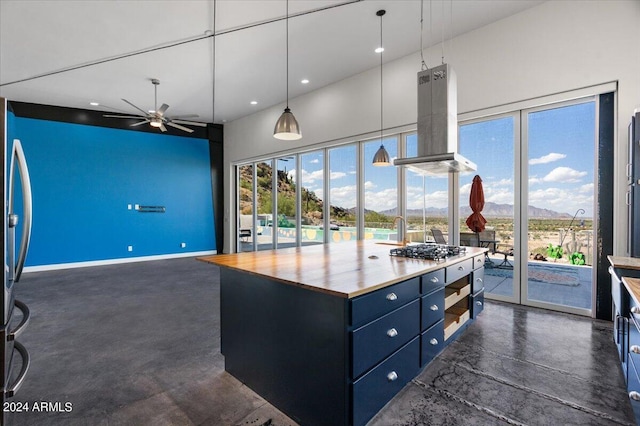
[130,120,151,127]
[103,114,146,119]
[171,119,207,127]
[169,114,199,119]
[160,123,167,132]
[156,104,169,116]
[122,99,150,116]
[167,122,194,133]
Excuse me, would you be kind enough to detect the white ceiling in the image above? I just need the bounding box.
[0,0,544,126]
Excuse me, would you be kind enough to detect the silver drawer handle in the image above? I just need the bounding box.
[430,276,439,283]
[387,371,398,382]
[632,345,640,354]
[430,304,439,311]
[633,307,640,315]
[630,391,640,401]
[476,278,483,283]
[429,338,438,346]
[387,328,398,338]
[386,292,398,301]
[458,266,464,271]
[476,301,483,306]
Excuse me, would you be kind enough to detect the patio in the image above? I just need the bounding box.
[483,258,593,310]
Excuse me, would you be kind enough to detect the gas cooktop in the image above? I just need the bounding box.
[389,243,466,261]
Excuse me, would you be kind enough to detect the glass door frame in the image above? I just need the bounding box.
[520,97,597,317]
[459,97,599,317]
[458,111,521,305]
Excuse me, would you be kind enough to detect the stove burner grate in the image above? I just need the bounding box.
[389,243,466,261]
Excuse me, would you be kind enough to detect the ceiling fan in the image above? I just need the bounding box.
[104,79,206,133]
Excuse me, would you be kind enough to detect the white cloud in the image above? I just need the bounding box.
[529,176,542,185]
[542,166,587,183]
[528,187,593,216]
[330,185,357,208]
[365,187,399,211]
[310,159,319,164]
[406,185,449,209]
[301,168,323,183]
[529,152,566,165]
[330,171,346,180]
[579,183,594,193]
[364,180,375,190]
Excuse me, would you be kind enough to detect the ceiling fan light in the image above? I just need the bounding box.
[273,107,302,140]
[150,119,162,128]
[373,144,390,166]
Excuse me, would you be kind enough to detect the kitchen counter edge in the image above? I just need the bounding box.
[198,241,486,299]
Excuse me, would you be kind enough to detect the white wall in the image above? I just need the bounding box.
[223,0,640,254]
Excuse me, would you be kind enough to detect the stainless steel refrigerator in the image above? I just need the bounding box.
[629,109,640,257]
[1,97,32,425]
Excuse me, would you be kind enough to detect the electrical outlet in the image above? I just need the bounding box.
[180,242,186,248]
[134,204,140,210]
[127,204,132,210]
[127,245,133,252]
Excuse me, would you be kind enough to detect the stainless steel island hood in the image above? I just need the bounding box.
[393,63,476,174]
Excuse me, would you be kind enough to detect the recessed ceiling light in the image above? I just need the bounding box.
[301,79,309,84]
[89,102,99,106]
[375,47,384,53]
[250,101,258,105]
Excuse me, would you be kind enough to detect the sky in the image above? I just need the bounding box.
[290,100,596,219]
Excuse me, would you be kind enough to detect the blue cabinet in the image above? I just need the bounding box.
[608,259,640,425]
[219,252,487,426]
[350,253,485,425]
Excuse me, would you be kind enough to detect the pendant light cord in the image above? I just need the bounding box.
[286,0,290,109]
[379,10,383,143]
[212,0,216,123]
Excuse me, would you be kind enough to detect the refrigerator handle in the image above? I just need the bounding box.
[9,139,32,283]
[5,341,30,398]
[9,300,30,341]
[627,190,632,206]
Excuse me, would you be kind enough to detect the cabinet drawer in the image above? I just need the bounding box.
[421,319,444,367]
[350,277,420,327]
[627,356,640,423]
[352,337,420,426]
[446,259,473,284]
[352,299,420,379]
[421,288,444,331]
[472,290,485,319]
[472,267,484,294]
[421,269,445,293]
[631,295,640,324]
[473,254,484,270]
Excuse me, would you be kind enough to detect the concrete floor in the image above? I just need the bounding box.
[6,257,634,425]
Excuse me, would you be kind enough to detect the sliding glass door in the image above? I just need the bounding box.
[459,99,596,316]
[523,100,595,314]
[459,115,518,302]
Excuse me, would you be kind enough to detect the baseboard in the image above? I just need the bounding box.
[23,250,218,273]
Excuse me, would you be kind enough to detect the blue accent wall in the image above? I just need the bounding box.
[8,115,215,267]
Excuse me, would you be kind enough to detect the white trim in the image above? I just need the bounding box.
[231,122,417,168]
[22,250,217,273]
[459,82,617,123]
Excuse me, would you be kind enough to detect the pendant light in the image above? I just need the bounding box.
[273,0,302,140]
[372,9,390,166]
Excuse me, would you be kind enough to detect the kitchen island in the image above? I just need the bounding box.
[199,241,487,426]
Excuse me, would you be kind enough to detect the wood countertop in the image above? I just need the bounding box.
[608,255,640,271]
[198,241,486,299]
[623,277,640,307]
